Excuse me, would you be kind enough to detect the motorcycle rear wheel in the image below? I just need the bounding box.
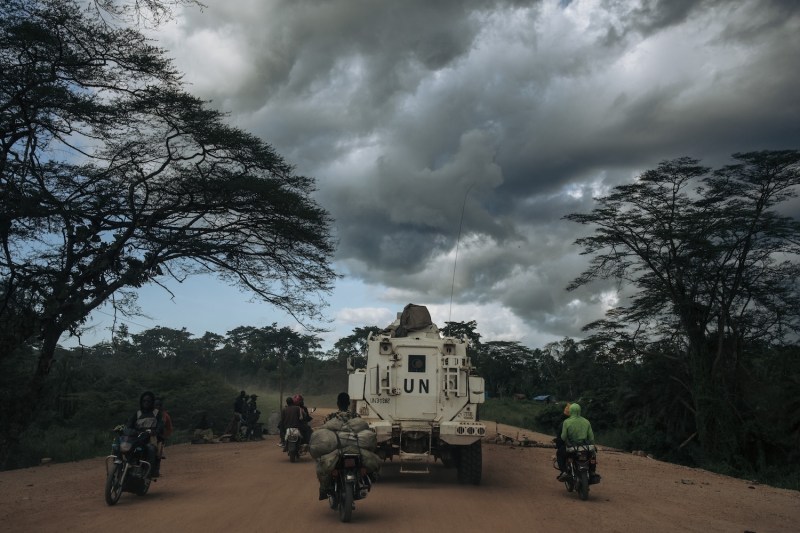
[104,464,124,506]
[338,481,354,523]
[578,471,590,500]
[564,466,575,492]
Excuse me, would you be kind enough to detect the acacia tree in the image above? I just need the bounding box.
[475,340,538,397]
[222,324,321,406]
[0,0,335,465]
[88,0,204,27]
[129,326,195,367]
[442,320,482,347]
[330,326,382,369]
[538,338,584,400]
[566,150,800,459]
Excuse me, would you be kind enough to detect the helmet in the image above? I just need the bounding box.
[337,392,350,411]
[292,394,304,405]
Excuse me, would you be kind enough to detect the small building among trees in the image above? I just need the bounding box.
[533,394,557,403]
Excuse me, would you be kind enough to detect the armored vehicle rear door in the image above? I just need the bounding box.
[392,346,438,420]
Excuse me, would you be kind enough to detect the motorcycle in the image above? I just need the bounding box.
[104,427,157,505]
[327,452,372,523]
[284,406,315,461]
[554,442,600,501]
[284,427,309,462]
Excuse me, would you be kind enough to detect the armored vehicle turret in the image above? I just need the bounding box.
[348,304,485,484]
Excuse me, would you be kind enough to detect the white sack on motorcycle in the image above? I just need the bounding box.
[310,427,377,459]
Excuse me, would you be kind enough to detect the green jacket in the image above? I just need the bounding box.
[561,403,594,445]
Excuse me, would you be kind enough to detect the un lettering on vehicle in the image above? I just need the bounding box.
[403,378,430,394]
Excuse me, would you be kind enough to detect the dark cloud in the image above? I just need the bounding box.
[156,0,800,346]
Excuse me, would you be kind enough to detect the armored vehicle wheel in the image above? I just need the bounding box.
[104,464,124,506]
[457,441,482,485]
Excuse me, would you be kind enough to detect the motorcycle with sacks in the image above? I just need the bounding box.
[327,452,373,523]
[104,425,158,505]
[554,441,601,501]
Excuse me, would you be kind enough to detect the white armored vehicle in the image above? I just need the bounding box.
[348,304,486,484]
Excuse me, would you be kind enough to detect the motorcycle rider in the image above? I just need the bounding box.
[318,392,360,500]
[280,395,311,449]
[323,391,357,424]
[126,391,164,477]
[557,402,597,482]
[277,396,294,447]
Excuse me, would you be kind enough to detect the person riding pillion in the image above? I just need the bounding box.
[126,391,164,477]
[293,394,312,424]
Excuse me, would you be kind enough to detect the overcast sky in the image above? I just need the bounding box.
[80,0,800,351]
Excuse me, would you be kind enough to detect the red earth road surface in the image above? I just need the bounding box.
[1,413,797,533]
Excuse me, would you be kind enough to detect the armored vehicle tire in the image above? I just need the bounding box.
[457,441,482,485]
[104,464,124,506]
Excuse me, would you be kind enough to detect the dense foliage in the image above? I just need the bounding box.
[0,0,335,465]
[0,324,348,470]
[567,152,800,461]
[3,316,799,489]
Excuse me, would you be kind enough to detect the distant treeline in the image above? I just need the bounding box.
[0,323,347,470]
[2,322,798,490]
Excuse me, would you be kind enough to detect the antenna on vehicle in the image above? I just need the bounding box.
[449,183,474,325]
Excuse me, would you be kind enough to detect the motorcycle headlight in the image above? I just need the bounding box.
[120,441,133,453]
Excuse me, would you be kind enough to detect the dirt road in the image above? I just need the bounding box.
[1,415,797,533]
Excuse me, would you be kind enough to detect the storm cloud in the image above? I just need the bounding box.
[145,0,800,347]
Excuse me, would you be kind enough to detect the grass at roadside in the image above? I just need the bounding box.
[480,398,557,437]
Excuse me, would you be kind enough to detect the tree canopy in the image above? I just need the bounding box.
[0,0,336,465]
[566,150,800,458]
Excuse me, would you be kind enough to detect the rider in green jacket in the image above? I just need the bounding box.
[561,403,594,445]
[556,403,597,482]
